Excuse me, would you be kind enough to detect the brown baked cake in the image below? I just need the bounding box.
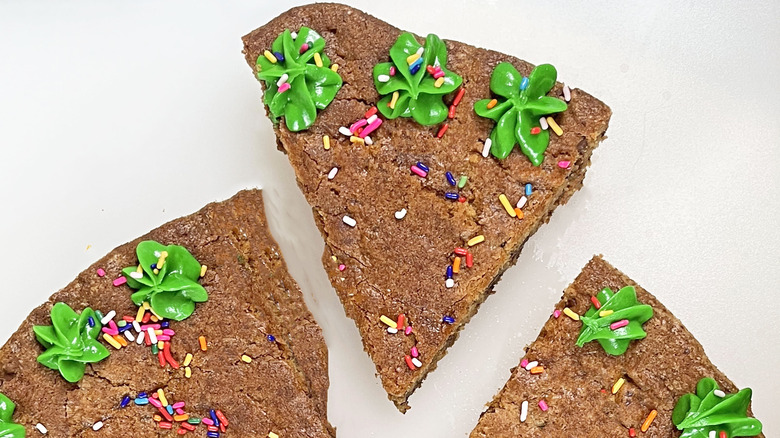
[0,190,334,437]
[471,255,764,437]
[242,3,611,411]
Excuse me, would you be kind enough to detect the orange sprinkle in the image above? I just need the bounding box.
[453,257,461,274]
[198,336,207,351]
[153,414,163,422]
[529,366,545,374]
[641,409,657,432]
[514,207,524,219]
[487,98,498,109]
[114,334,127,347]
[173,414,189,422]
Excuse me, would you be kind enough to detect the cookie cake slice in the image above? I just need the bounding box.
[242,3,611,411]
[0,190,334,437]
[471,256,764,438]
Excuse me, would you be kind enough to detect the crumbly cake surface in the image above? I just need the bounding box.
[242,3,611,411]
[471,256,763,437]
[0,189,334,437]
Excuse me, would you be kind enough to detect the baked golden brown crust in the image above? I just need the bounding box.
[0,190,334,437]
[471,256,763,437]
[242,3,611,411]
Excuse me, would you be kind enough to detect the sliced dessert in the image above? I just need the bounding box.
[0,189,334,437]
[242,3,611,411]
[471,255,763,437]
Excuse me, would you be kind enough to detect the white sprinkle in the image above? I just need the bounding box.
[445,278,455,289]
[92,421,104,431]
[411,358,423,368]
[416,47,424,56]
[100,310,116,325]
[394,208,407,220]
[366,114,378,124]
[276,73,289,87]
[338,126,352,136]
[136,330,145,345]
[713,389,726,398]
[377,74,390,83]
[563,84,571,102]
[520,400,529,422]
[123,331,135,342]
[129,271,143,279]
[524,360,538,371]
[327,167,339,180]
[516,196,528,209]
[35,423,48,434]
[132,321,141,332]
[481,138,492,158]
[291,31,297,39]
[708,431,716,438]
[387,327,398,334]
[147,327,158,344]
[364,136,373,145]
[539,117,549,130]
[343,215,357,227]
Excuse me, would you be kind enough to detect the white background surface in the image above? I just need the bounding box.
[1,1,778,436]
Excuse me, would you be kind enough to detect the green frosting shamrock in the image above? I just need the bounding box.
[575,286,653,355]
[32,302,109,383]
[474,62,567,165]
[122,241,208,321]
[255,27,342,132]
[0,393,25,438]
[673,377,762,438]
[372,32,463,125]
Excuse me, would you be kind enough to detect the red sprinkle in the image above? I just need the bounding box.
[159,421,173,430]
[163,342,180,369]
[396,314,405,329]
[157,351,166,368]
[465,252,474,268]
[437,123,449,138]
[404,355,416,370]
[157,405,173,422]
[454,247,468,256]
[530,127,541,135]
[453,87,465,106]
[426,65,437,75]
[448,104,457,119]
[458,196,466,203]
[299,43,309,54]
[364,106,378,118]
[628,427,636,437]
[590,296,602,309]
[719,432,726,438]
[122,316,135,323]
[176,428,187,435]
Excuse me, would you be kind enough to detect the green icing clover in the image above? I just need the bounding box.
[0,393,24,438]
[575,286,653,356]
[673,377,762,438]
[372,32,463,125]
[32,302,109,383]
[122,241,208,321]
[255,27,342,132]
[474,62,567,165]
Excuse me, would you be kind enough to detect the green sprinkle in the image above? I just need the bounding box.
[117,320,127,327]
[188,418,201,425]
[457,176,468,189]
[151,344,159,354]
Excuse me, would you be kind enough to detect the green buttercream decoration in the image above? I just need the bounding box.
[255,27,342,132]
[122,241,208,321]
[32,302,109,383]
[372,32,463,125]
[0,393,25,438]
[474,62,567,165]
[673,377,762,438]
[575,286,653,355]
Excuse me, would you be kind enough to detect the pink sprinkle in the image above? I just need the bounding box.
[175,408,186,415]
[411,346,419,358]
[610,319,630,330]
[96,268,106,277]
[338,264,346,271]
[156,335,171,341]
[149,397,162,408]
[112,276,127,287]
[101,327,119,336]
[433,70,445,79]
[202,418,214,426]
[299,43,309,54]
[358,118,383,138]
[162,329,175,336]
[349,118,368,133]
[405,325,413,335]
[553,309,561,319]
[557,160,571,169]
[389,66,396,76]
[140,324,161,330]
[538,400,548,411]
[520,359,529,368]
[108,320,119,331]
[410,165,428,178]
[278,82,291,93]
[172,402,185,409]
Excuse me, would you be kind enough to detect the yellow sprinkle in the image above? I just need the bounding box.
[157,341,164,350]
[323,135,331,150]
[200,265,207,277]
[349,136,365,145]
[563,307,580,321]
[269,433,279,438]
[153,268,159,275]
[434,77,445,88]
[183,353,193,367]
[135,305,146,322]
[331,256,338,262]
[156,252,168,270]
[185,366,192,378]
[241,355,253,364]
[136,264,143,274]
[612,378,625,394]
[641,409,658,432]
[547,117,563,136]
[173,414,189,422]
[599,309,614,317]
[150,315,159,322]
[313,52,323,68]
[102,333,122,349]
[467,235,485,247]
[487,98,498,109]
[155,329,163,335]
[86,244,91,251]
[157,389,168,407]
[142,302,151,310]
[149,306,161,319]
[263,50,277,64]
[379,315,398,329]
[499,194,516,217]
[406,52,421,65]
[452,257,461,274]
[389,91,399,109]
[331,64,339,72]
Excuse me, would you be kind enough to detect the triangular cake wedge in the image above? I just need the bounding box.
[242,4,611,411]
[471,256,764,437]
[0,190,334,437]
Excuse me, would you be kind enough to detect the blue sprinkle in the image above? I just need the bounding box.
[88,316,95,327]
[161,321,170,328]
[446,266,453,279]
[210,409,220,427]
[525,183,533,196]
[138,392,147,398]
[267,334,276,342]
[416,161,429,172]
[166,405,174,415]
[118,324,132,333]
[445,192,459,201]
[207,432,220,438]
[120,395,131,408]
[409,57,423,74]
[443,316,455,324]
[274,51,285,62]
[445,171,456,186]
[150,263,156,270]
[520,76,529,91]
[134,397,149,406]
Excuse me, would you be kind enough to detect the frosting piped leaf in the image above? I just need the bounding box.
[673,378,762,437]
[0,393,25,438]
[575,286,653,355]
